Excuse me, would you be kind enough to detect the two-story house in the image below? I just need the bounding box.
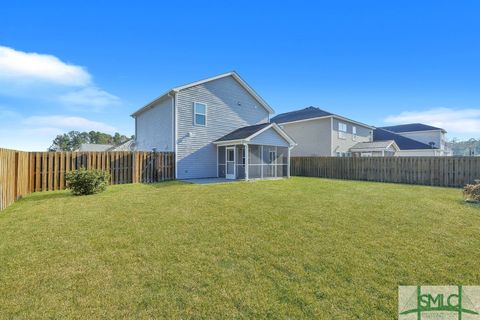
[271,107,373,156]
[131,72,296,180]
[378,124,451,156]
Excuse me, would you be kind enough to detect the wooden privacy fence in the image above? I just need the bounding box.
[0,149,30,211]
[0,149,175,211]
[291,156,480,188]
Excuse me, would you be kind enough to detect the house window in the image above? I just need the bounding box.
[352,126,357,141]
[194,102,206,126]
[338,122,347,139]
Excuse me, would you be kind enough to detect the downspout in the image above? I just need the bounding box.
[287,146,291,178]
[170,91,178,180]
[244,143,249,180]
[330,116,334,156]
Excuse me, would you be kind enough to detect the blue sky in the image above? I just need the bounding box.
[1,0,479,150]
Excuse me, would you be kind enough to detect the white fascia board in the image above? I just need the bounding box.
[331,115,374,129]
[131,90,175,117]
[172,71,235,91]
[245,123,274,140]
[213,139,247,146]
[390,141,400,151]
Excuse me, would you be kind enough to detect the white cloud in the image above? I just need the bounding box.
[0,45,122,111]
[0,46,91,86]
[23,115,116,133]
[385,107,480,138]
[59,87,121,111]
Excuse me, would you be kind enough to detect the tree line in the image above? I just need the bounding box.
[447,138,480,156]
[49,131,133,151]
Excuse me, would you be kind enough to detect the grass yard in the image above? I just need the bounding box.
[0,177,479,319]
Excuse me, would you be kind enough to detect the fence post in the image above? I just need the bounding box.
[14,152,19,200]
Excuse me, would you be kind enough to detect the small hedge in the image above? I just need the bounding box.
[66,169,111,196]
[463,179,480,203]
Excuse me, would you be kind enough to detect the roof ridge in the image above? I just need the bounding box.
[131,71,274,117]
[379,123,445,132]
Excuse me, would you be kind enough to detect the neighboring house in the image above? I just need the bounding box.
[373,127,448,156]
[107,139,135,151]
[374,125,451,156]
[350,140,399,157]
[380,123,447,150]
[131,71,296,180]
[76,143,113,152]
[271,107,373,157]
[76,141,134,152]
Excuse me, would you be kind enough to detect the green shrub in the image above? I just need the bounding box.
[65,169,110,195]
[463,179,480,202]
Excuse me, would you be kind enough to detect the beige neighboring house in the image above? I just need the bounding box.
[271,107,374,157]
[350,140,399,157]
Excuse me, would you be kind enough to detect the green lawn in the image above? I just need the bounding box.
[0,177,479,319]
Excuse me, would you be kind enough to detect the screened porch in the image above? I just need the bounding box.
[217,144,290,180]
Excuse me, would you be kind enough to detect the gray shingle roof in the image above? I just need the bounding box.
[270,106,333,124]
[215,123,271,142]
[77,144,113,152]
[108,140,134,151]
[373,128,436,150]
[380,123,445,133]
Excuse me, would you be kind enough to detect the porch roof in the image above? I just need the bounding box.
[350,140,399,152]
[214,123,296,147]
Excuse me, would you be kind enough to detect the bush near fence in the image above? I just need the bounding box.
[0,148,175,211]
[291,156,480,188]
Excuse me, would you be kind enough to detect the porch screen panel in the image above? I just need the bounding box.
[246,145,289,179]
[236,145,245,179]
[262,146,276,178]
[277,147,288,177]
[218,146,226,178]
[248,145,262,178]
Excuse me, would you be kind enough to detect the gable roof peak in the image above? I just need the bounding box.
[131,71,274,117]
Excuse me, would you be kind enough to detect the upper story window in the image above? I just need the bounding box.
[352,126,357,141]
[338,122,347,139]
[194,102,206,126]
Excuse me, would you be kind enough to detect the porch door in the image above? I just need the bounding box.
[269,149,277,177]
[226,147,236,179]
